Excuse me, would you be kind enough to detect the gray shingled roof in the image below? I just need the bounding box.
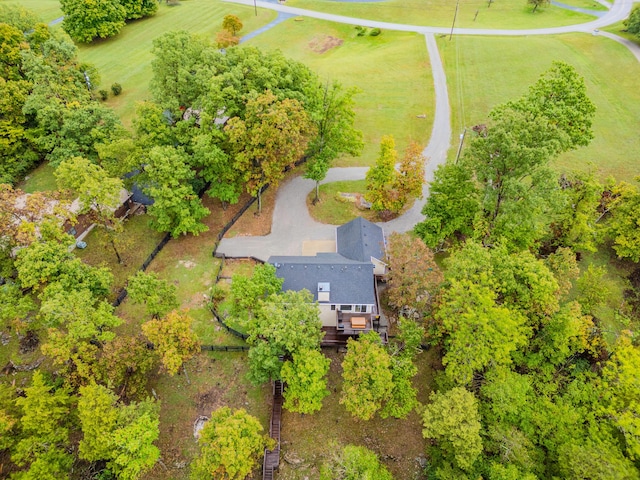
[336,217,385,263]
[268,254,376,305]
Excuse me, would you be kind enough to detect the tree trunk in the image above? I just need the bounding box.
[257,188,262,215]
[314,181,320,204]
[183,364,191,385]
[532,3,539,12]
[110,238,123,265]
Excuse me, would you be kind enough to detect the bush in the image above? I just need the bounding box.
[98,89,109,101]
[355,25,366,36]
[370,28,382,36]
[110,83,122,96]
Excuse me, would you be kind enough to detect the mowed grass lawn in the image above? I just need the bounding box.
[76,0,277,125]
[440,33,640,180]
[287,0,594,29]
[249,19,433,165]
[3,0,62,23]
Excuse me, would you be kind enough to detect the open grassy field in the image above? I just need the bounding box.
[76,0,277,125]
[439,33,640,180]
[287,0,595,29]
[3,0,62,23]
[250,19,433,165]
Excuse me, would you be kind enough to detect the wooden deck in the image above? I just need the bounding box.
[263,380,283,480]
[321,326,387,346]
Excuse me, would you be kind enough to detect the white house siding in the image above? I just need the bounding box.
[319,304,336,327]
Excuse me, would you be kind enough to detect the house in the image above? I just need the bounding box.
[267,217,388,344]
[336,216,387,276]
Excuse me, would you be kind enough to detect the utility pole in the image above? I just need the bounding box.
[254,0,257,16]
[455,128,467,164]
[449,0,460,41]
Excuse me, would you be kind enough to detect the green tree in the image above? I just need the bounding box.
[229,263,283,322]
[577,264,610,314]
[55,156,127,262]
[600,333,640,461]
[226,90,316,213]
[422,387,482,472]
[436,279,528,385]
[546,170,602,252]
[109,400,160,480]
[55,156,123,216]
[192,134,243,206]
[222,14,243,35]
[281,348,330,414]
[127,271,179,319]
[365,135,397,215]
[320,444,393,480]
[304,82,363,203]
[99,335,156,400]
[119,0,157,19]
[340,331,393,420]
[625,5,640,37]
[39,288,122,387]
[78,383,160,480]
[607,179,640,262]
[190,407,274,480]
[415,162,480,250]
[143,146,210,237]
[385,232,443,318]
[142,310,200,377]
[12,371,73,479]
[380,318,424,419]
[60,0,127,43]
[247,290,323,384]
[149,31,215,112]
[77,382,119,462]
[394,141,425,209]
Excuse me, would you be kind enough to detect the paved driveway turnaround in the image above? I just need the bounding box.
[217,0,637,260]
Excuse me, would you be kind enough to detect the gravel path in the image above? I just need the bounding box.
[218,0,637,259]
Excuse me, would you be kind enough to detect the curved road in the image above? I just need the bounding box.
[217,0,637,260]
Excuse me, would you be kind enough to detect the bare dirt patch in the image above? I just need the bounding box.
[309,35,344,54]
[178,260,197,269]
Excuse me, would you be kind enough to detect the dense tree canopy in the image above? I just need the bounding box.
[246,290,323,384]
[61,0,127,43]
[416,62,596,251]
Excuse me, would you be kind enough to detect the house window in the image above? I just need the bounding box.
[340,305,352,311]
[331,305,336,311]
[354,305,368,313]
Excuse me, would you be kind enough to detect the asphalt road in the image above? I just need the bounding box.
[216,0,637,260]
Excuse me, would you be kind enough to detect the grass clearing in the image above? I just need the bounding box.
[287,0,594,29]
[76,1,277,126]
[16,162,57,193]
[306,179,375,225]
[249,19,433,166]
[440,33,640,180]
[3,0,62,23]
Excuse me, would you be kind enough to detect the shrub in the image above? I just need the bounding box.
[98,89,108,101]
[110,83,122,96]
[355,25,366,36]
[370,28,382,36]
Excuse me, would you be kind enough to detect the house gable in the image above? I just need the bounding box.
[336,217,386,264]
